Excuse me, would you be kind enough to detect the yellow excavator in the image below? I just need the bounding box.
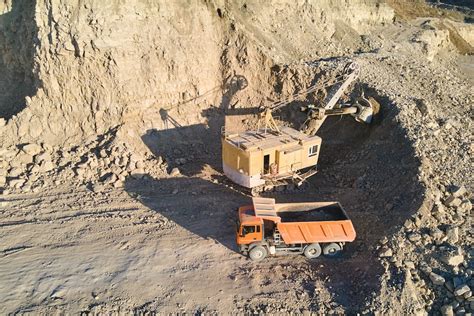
[221,62,379,195]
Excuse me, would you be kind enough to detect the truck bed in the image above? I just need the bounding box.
[251,198,356,244]
[277,203,348,222]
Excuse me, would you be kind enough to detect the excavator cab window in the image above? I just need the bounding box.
[308,145,318,157]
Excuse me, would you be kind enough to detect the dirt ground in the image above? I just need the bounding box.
[0,0,473,314]
[0,115,421,313]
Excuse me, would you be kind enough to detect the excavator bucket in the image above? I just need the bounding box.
[352,96,380,124]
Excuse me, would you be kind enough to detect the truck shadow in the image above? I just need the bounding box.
[124,175,249,253]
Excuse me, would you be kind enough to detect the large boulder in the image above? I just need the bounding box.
[22,143,42,156]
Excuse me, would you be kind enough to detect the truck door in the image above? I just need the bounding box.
[240,225,263,243]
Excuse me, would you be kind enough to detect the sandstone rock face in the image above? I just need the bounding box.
[1,0,225,145]
[0,0,395,147]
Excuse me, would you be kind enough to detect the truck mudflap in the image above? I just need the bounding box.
[268,246,276,255]
[239,244,249,253]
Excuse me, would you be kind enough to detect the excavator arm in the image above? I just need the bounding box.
[257,61,378,136]
[301,94,377,136]
[224,61,378,137]
[299,62,378,135]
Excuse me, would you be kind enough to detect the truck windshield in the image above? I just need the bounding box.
[242,226,256,235]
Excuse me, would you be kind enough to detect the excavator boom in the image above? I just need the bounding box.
[257,61,377,136]
[300,62,365,135]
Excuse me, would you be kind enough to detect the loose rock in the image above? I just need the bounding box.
[430,227,444,240]
[444,196,462,208]
[131,168,145,179]
[40,160,55,172]
[441,250,464,267]
[454,285,470,297]
[451,186,467,198]
[22,144,42,156]
[16,152,33,165]
[429,272,446,285]
[9,179,25,189]
[379,247,393,258]
[445,226,459,244]
[169,167,180,177]
[9,168,23,177]
[440,304,454,316]
[408,233,421,242]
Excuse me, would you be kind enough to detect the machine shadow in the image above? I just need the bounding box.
[0,0,38,119]
[139,77,424,312]
[305,93,425,311]
[140,109,260,177]
[141,75,250,177]
[141,122,222,177]
[124,175,249,253]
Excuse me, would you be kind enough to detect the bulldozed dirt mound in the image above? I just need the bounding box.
[0,0,473,314]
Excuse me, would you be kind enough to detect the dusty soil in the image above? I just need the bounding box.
[0,0,473,314]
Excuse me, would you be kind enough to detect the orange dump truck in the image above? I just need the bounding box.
[236,197,356,261]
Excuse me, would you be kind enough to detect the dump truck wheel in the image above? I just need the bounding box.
[323,243,342,256]
[304,243,321,259]
[249,245,267,261]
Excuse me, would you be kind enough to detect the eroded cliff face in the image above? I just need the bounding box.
[0,0,395,146]
[2,0,225,144]
[224,0,394,62]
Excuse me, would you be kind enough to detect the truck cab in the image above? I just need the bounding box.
[236,205,263,247]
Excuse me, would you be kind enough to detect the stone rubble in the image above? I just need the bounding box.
[0,135,170,195]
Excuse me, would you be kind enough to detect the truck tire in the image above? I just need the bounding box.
[304,243,322,259]
[249,245,267,261]
[323,243,342,256]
